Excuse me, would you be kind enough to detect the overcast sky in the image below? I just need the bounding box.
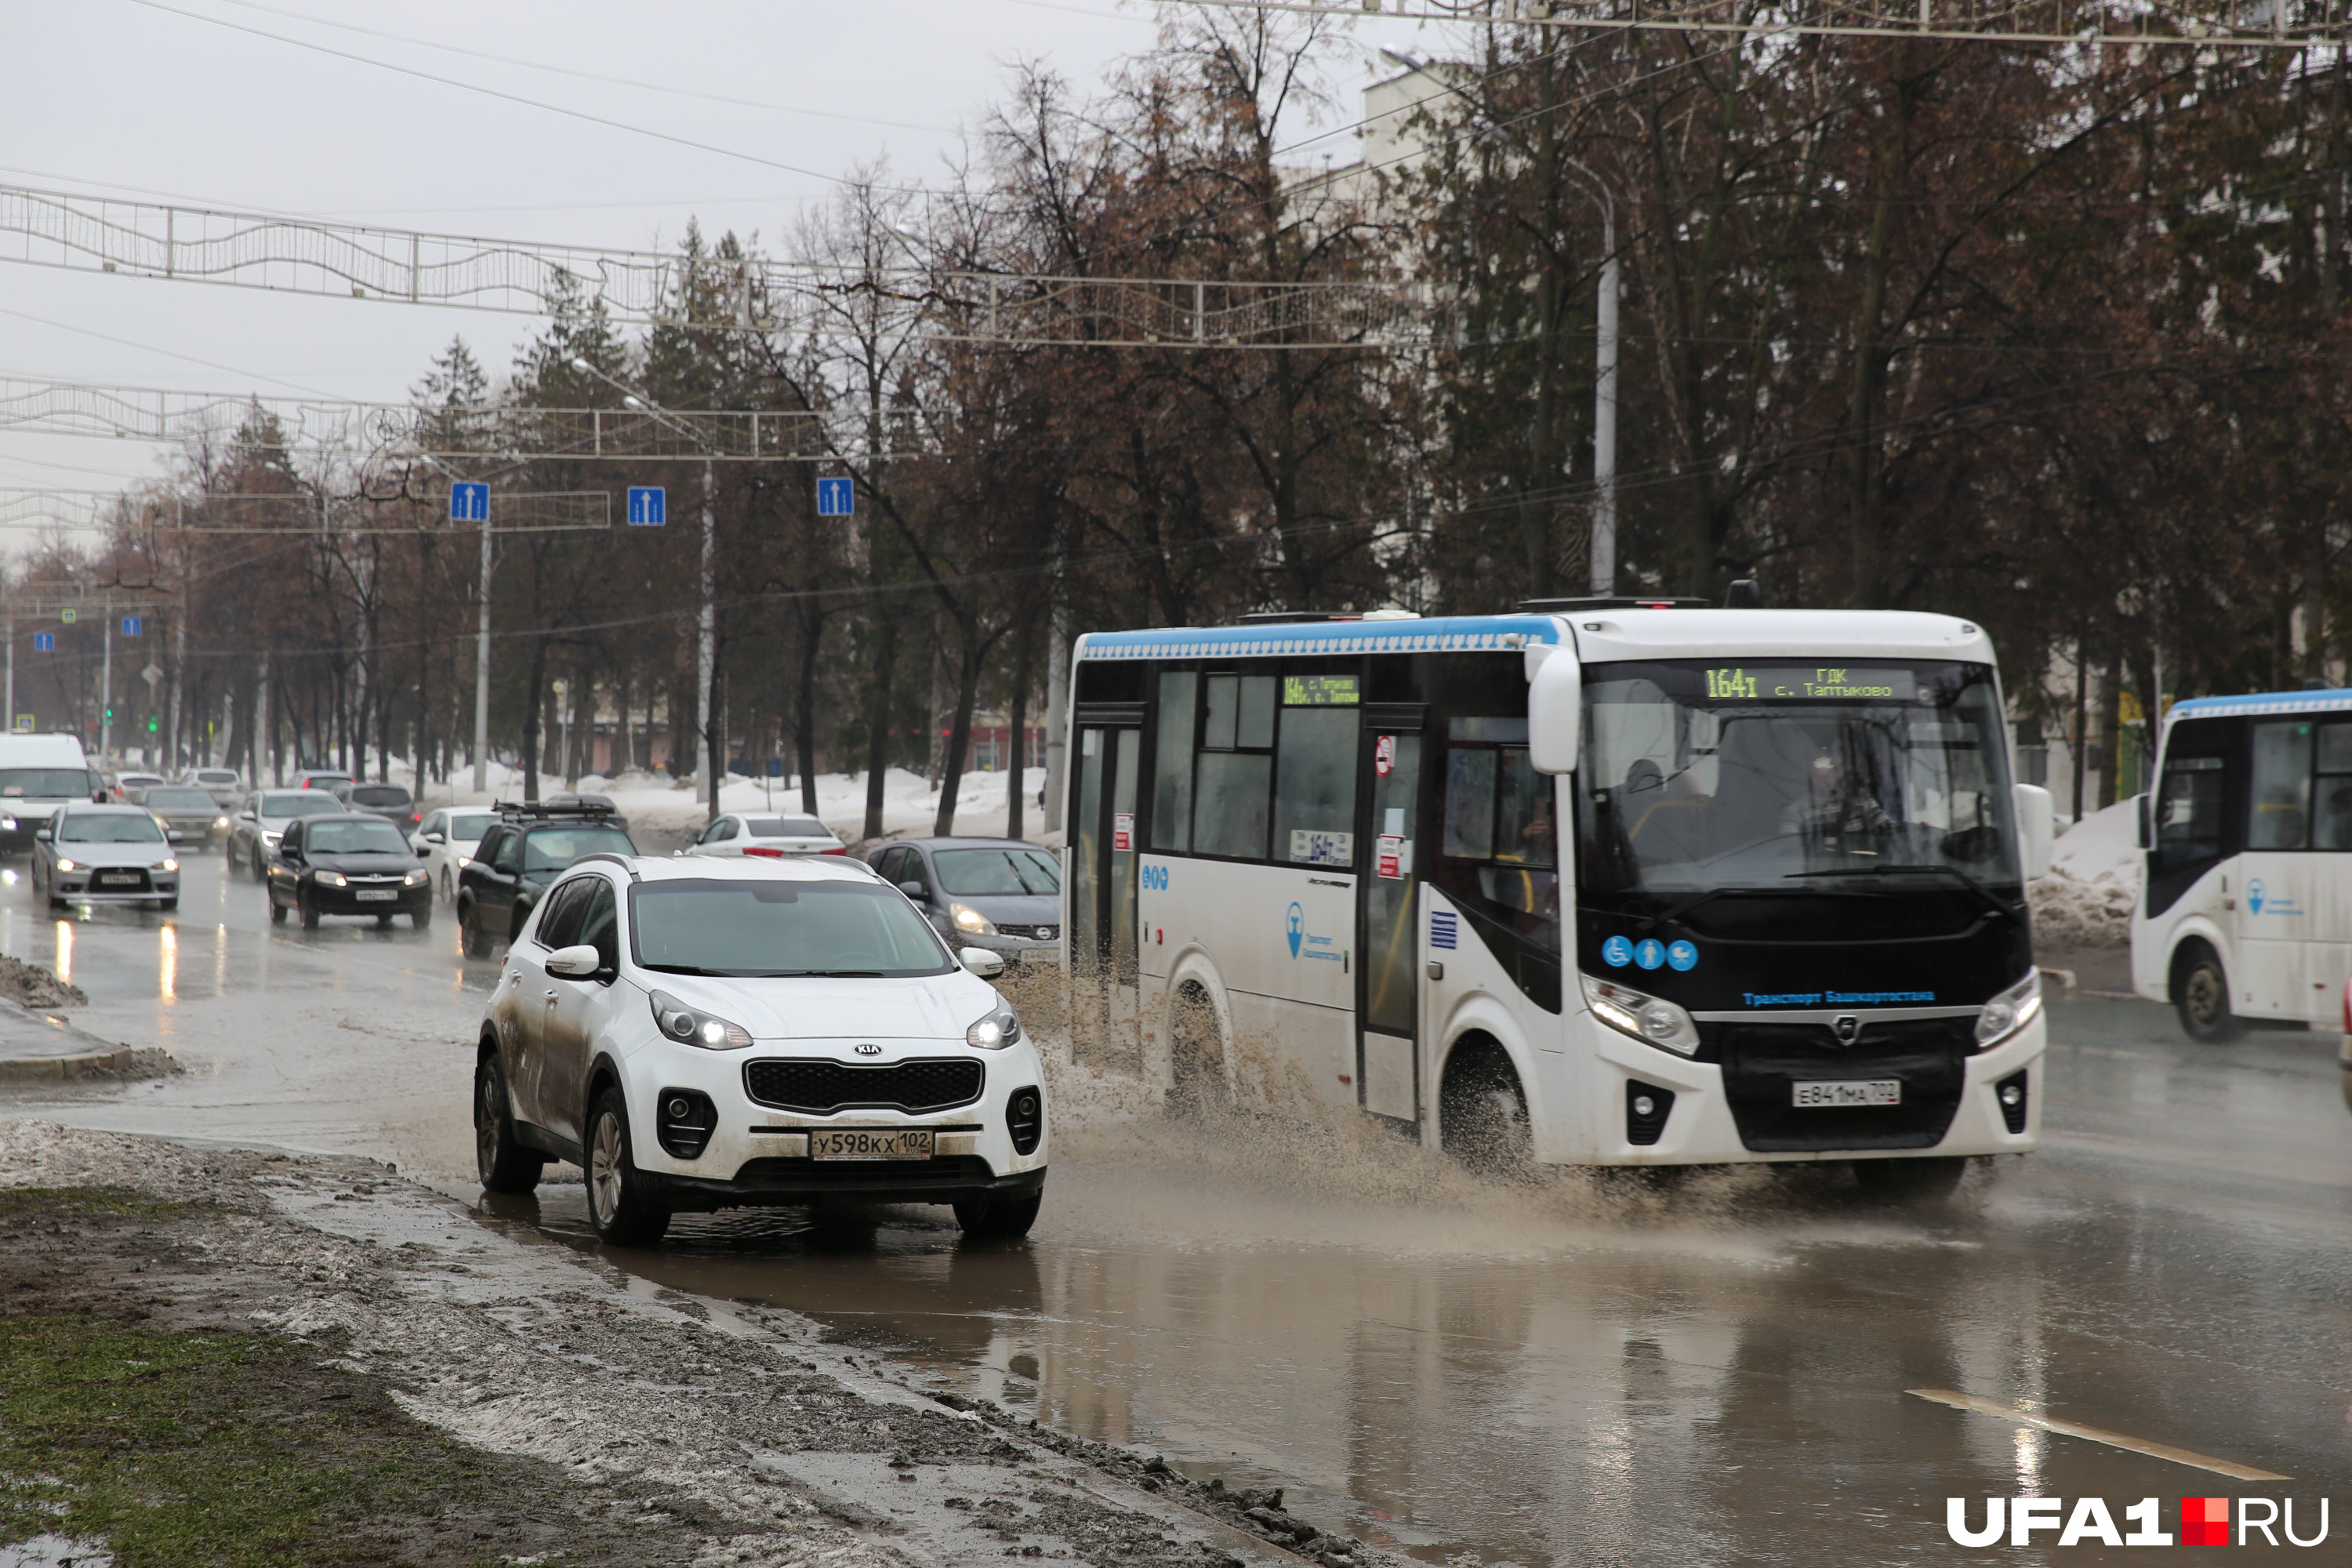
[1,0,1446,534]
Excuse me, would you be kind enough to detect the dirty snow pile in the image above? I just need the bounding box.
[2028,800,2140,947]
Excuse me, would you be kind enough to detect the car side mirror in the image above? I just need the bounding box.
[33,829,49,843]
[2134,791,2151,851]
[426,831,445,843]
[898,880,927,899]
[546,943,601,978]
[958,948,1006,979]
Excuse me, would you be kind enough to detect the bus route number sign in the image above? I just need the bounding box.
[1283,674,1359,706]
[1705,666,1918,702]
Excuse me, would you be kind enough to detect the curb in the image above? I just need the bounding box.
[0,1042,180,1083]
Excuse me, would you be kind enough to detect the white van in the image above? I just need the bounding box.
[0,734,103,856]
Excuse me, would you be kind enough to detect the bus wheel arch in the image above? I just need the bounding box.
[1163,965,1232,1116]
[2169,938,2241,1043]
[1439,1031,1532,1172]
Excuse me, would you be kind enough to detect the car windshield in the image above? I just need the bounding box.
[306,819,411,855]
[933,848,1061,896]
[745,815,830,839]
[143,789,216,811]
[350,786,410,807]
[630,878,951,977]
[0,769,93,799]
[521,826,635,873]
[263,794,346,818]
[59,814,163,844]
[1576,659,2021,913]
[445,813,493,840]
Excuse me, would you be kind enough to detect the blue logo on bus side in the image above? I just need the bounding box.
[1602,935,1633,967]
[1668,940,1697,971]
[1141,864,1169,891]
[1635,938,1666,971]
[1287,902,1305,958]
[2249,878,2263,914]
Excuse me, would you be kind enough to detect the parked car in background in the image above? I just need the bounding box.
[132,784,229,848]
[182,768,242,809]
[677,812,846,859]
[333,779,420,832]
[456,801,637,958]
[106,771,165,800]
[413,807,496,905]
[265,812,430,930]
[226,789,349,877]
[866,837,1062,966]
[31,803,180,911]
[289,769,351,791]
[0,734,102,856]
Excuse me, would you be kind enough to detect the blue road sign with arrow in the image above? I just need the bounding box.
[627,486,666,526]
[450,482,490,522]
[121,616,143,637]
[32,632,54,652]
[816,477,854,517]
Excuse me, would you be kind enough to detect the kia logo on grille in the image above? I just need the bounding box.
[855,1043,884,1057]
[1831,1014,1861,1045]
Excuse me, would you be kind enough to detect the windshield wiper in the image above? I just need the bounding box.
[641,962,726,976]
[1784,862,2023,920]
[782,969,886,978]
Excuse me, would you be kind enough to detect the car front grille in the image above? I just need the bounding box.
[995,924,1058,940]
[742,1057,984,1116]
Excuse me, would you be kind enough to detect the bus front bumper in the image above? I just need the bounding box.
[1576,1012,2045,1165]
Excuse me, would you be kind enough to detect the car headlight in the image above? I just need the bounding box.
[966,1004,1022,1049]
[1581,973,1700,1057]
[455,855,471,869]
[215,816,229,828]
[2,817,15,831]
[648,989,753,1050]
[950,901,998,935]
[1976,970,2042,1047]
[53,858,78,873]
[159,858,178,873]
[403,869,428,887]
[315,871,347,887]
[262,830,281,845]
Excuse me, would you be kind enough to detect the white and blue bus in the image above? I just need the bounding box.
[2131,687,2352,1042]
[1059,601,2055,1189]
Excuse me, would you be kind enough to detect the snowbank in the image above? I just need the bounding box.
[2029,799,2140,947]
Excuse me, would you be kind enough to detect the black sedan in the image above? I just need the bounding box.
[267,813,433,929]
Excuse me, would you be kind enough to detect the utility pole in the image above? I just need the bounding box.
[699,457,718,822]
[473,506,492,797]
[4,618,13,737]
[100,608,113,763]
[258,650,274,786]
[1563,158,1619,597]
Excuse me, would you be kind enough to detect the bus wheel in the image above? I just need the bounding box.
[2173,942,2241,1043]
[1440,1043,1531,1174]
[1853,1156,1967,1201]
[1166,983,1229,1119]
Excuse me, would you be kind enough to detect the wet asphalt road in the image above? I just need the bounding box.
[5,851,2350,1566]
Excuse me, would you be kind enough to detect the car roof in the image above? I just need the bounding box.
[625,853,875,885]
[60,802,158,816]
[891,837,1051,852]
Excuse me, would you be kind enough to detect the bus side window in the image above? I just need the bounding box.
[2154,758,2225,865]
[2248,720,2312,850]
[2316,724,2352,850]
[1443,750,1496,858]
[1152,672,1196,854]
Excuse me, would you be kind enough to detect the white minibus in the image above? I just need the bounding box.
[1060,600,2054,1192]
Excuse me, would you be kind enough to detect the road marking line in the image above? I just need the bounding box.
[1906,1389,2292,1481]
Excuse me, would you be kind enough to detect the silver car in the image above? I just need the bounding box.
[31,804,181,911]
[226,789,349,878]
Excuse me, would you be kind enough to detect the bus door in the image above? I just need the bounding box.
[1069,713,1143,1065]
[1358,707,1425,1125]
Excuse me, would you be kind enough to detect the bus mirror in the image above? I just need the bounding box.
[2014,783,2055,880]
[2135,792,2151,851]
[1526,646,1581,773]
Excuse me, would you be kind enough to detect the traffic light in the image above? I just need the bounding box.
[146,717,158,733]
[103,707,113,722]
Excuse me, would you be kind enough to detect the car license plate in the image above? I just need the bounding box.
[1792,1080,1901,1108]
[811,1128,933,1162]
[97,873,141,887]
[354,888,398,902]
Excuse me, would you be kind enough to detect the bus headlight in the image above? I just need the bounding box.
[950,902,998,935]
[1975,970,2042,1047]
[1581,974,1700,1056]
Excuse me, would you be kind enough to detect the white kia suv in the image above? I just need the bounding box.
[470,852,1047,1245]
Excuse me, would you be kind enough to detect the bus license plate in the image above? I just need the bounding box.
[354,889,398,902]
[811,1129,933,1162]
[1793,1080,1900,1108]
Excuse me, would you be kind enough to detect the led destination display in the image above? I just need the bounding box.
[1702,666,1921,702]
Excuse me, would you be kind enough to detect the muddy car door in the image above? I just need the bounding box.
[506,877,593,1133]
[542,877,622,1145]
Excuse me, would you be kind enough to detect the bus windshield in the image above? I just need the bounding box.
[1575,659,2020,921]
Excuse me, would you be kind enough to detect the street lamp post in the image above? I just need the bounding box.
[1562,159,1620,597]
[569,358,721,823]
